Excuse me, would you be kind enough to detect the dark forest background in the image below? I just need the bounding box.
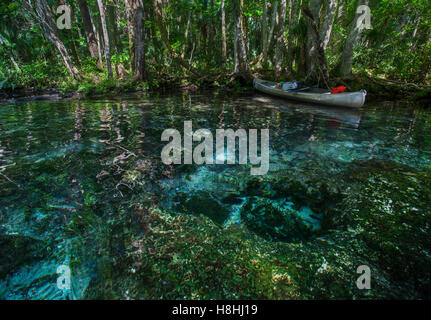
[0,0,430,93]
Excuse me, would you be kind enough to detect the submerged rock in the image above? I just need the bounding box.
[173,191,230,225]
[240,197,319,242]
[243,163,345,215]
[0,234,47,279]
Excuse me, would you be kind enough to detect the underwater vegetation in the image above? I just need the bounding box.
[1,93,431,299]
[102,158,429,300]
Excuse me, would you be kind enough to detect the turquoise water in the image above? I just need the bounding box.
[0,92,430,299]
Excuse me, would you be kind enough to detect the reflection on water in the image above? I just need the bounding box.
[0,91,431,299]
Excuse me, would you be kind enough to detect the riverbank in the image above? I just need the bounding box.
[1,73,430,106]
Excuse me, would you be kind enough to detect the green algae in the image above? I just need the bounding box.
[1,94,431,300]
[100,159,429,299]
[85,207,304,299]
[329,160,431,297]
[172,191,230,225]
[0,234,48,279]
[241,197,315,242]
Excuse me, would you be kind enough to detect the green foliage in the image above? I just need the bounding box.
[353,0,431,82]
[0,60,69,90]
[0,0,430,94]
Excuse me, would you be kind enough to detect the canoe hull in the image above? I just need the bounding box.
[253,78,366,109]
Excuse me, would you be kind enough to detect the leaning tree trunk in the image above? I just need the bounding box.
[274,0,287,78]
[262,0,278,68]
[76,0,100,62]
[339,0,369,77]
[0,35,20,71]
[221,0,227,68]
[33,0,80,80]
[320,0,338,50]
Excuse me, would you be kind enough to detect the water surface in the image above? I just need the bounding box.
[1,92,430,299]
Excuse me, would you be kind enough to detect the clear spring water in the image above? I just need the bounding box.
[0,91,430,299]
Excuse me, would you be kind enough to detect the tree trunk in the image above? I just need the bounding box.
[297,41,306,76]
[147,4,163,67]
[252,0,268,66]
[152,0,203,76]
[261,1,268,55]
[33,0,80,80]
[201,2,208,60]
[412,17,420,39]
[96,0,113,79]
[132,0,146,81]
[339,0,369,77]
[181,11,191,59]
[240,2,249,61]
[396,10,408,35]
[89,7,104,67]
[0,35,20,71]
[305,0,322,76]
[286,0,298,73]
[77,0,100,61]
[302,6,329,85]
[320,0,338,50]
[221,0,227,68]
[234,20,239,73]
[233,0,248,74]
[275,0,287,78]
[337,1,345,23]
[107,3,120,53]
[69,34,81,66]
[262,0,278,68]
[123,0,135,72]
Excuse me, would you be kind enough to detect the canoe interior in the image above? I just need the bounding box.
[260,81,330,94]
